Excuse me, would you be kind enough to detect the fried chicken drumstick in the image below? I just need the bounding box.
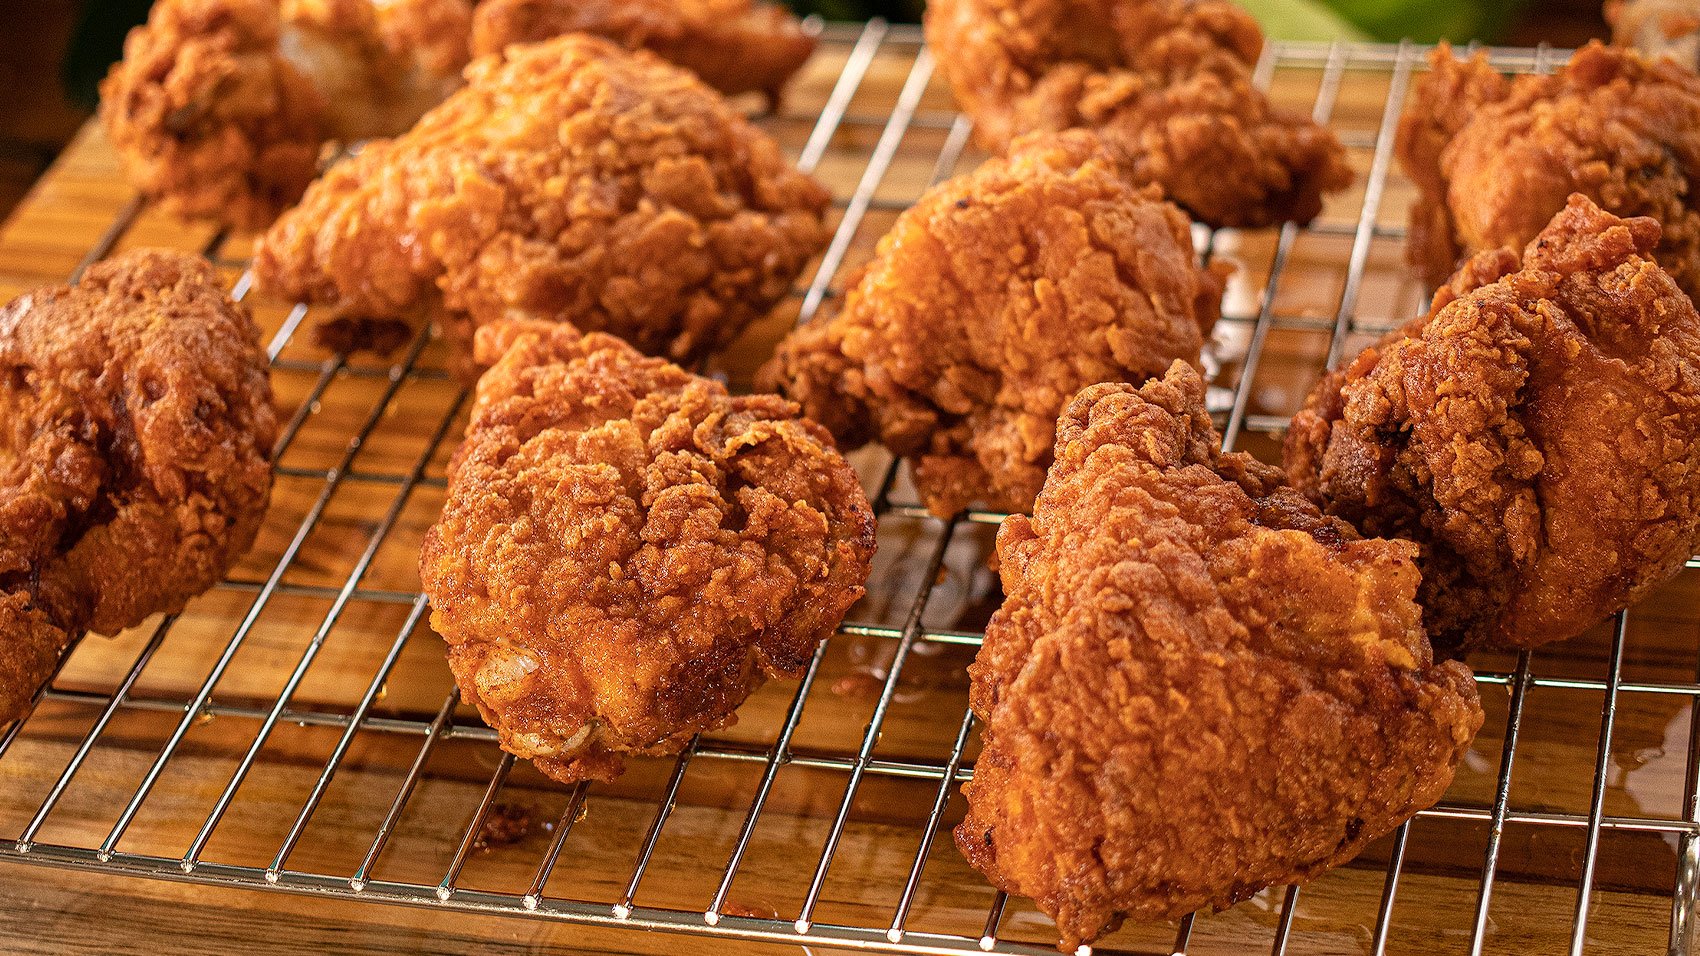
[1286,196,1700,655]
[420,320,875,784]
[924,0,1353,227]
[960,363,1481,950]
[757,131,1222,518]
[470,0,817,102]
[1397,41,1700,297]
[0,250,277,725]
[254,33,829,379]
[100,0,473,229]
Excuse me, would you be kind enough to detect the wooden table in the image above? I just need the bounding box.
[0,27,1692,956]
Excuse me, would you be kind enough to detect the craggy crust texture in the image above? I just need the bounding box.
[0,250,277,724]
[470,0,817,101]
[756,131,1222,518]
[923,0,1353,227]
[1285,196,1700,654]
[253,34,830,378]
[99,0,472,230]
[419,321,875,784]
[959,363,1481,950]
[1396,42,1700,298]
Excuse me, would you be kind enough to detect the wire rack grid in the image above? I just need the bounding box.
[0,21,1695,956]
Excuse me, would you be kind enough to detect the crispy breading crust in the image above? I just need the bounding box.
[419,320,874,784]
[924,0,1353,227]
[99,0,471,230]
[1286,196,1700,653]
[1396,42,1700,298]
[100,0,329,229]
[253,34,830,379]
[757,131,1221,518]
[470,0,817,101]
[959,363,1481,950]
[0,250,277,724]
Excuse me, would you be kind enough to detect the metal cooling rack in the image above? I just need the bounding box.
[0,21,1695,956]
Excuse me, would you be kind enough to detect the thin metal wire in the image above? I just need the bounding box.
[267,592,433,881]
[1370,822,1410,956]
[96,326,436,862]
[1220,41,1348,452]
[523,781,590,909]
[351,687,461,891]
[1270,884,1301,956]
[1173,913,1196,955]
[1469,651,1535,956]
[1674,649,1700,955]
[703,640,832,925]
[1569,613,1628,954]
[795,517,960,933]
[14,616,173,851]
[889,706,977,943]
[1324,40,1416,370]
[437,752,517,900]
[182,387,469,870]
[797,45,936,324]
[613,740,697,919]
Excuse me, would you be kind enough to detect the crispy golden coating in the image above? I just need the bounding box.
[470,0,817,101]
[959,363,1481,949]
[757,131,1221,518]
[419,320,875,784]
[99,0,472,230]
[924,0,1353,227]
[1396,42,1700,298]
[0,250,277,724]
[254,34,830,379]
[1286,196,1700,654]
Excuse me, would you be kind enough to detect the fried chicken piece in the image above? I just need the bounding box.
[0,250,277,724]
[924,0,1353,227]
[470,0,817,102]
[1609,0,1700,62]
[1286,196,1700,655]
[1396,42,1700,298]
[757,131,1221,518]
[254,34,830,379]
[959,363,1481,949]
[99,0,473,230]
[419,320,875,783]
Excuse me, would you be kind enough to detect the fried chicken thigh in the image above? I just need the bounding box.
[254,34,829,379]
[471,0,817,102]
[1286,196,1700,654]
[757,131,1222,518]
[420,320,874,784]
[1396,42,1700,297]
[100,0,473,229]
[924,0,1353,227]
[0,250,277,724]
[959,363,1481,949]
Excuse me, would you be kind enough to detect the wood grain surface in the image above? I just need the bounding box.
[0,29,1692,956]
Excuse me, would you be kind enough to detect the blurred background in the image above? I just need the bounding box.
[0,0,1611,222]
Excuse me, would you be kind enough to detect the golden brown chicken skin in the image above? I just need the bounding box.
[1396,42,1700,298]
[0,250,277,724]
[924,0,1353,227]
[99,0,472,230]
[471,0,817,102]
[253,33,830,380]
[960,363,1481,950]
[419,320,875,784]
[757,131,1222,518]
[1286,196,1700,655]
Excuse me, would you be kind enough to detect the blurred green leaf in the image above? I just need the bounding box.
[1234,0,1370,41]
[1326,0,1531,42]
